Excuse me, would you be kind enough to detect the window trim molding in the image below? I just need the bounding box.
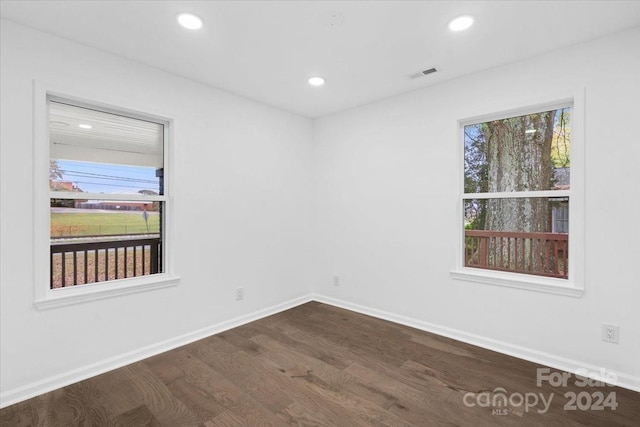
[450,89,585,297]
[33,80,180,309]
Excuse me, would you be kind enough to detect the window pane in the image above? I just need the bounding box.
[464,198,568,279]
[49,101,163,195]
[50,202,163,288]
[50,159,162,195]
[49,101,163,167]
[464,107,571,193]
[48,100,165,289]
[50,202,160,238]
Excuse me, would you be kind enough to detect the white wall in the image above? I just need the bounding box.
[0,20,313,402]
[312,27,640,387]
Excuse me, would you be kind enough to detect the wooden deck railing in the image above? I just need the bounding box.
[465,230,568,278]
[50,238,162,288]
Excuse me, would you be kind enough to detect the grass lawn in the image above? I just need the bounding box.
[51,210,160,238]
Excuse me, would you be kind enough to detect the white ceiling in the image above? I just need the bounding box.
[2,1,639,118]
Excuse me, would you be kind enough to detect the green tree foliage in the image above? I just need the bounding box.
[49,159,63,181]
[551,110,570,168]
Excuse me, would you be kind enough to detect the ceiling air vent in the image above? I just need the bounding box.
[408,67,437,80]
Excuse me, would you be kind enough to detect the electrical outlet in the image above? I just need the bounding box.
[236,287,244,301]
[602,324,619,343]
[333,275,340,286]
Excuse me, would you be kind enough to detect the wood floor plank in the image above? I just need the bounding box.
[252,334,418,427]
[142,348,189,385]
[256,338,399,412]
[118,362,201,426]
[151,348,247,422]
[257,313,457,399]
[1,301,638,427]
[249,315,355,370]
[216,328,267,356]
[89,366,151,417]
[194,336,373,427]
[189,337,296,414]
[113,404,162,427]
[283,304,444,369]
[205,400,284,427]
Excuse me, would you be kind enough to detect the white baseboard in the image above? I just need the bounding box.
[312,293,640,393]
[0,294,313,409]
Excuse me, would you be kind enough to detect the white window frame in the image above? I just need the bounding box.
[450,91,585,297]
[33,81,179,309]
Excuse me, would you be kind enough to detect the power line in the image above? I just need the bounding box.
[60,169,158,184]
[68,181,160,190]
[58,161,159,174]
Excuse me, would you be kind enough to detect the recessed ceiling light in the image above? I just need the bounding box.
[448,15,474,32]
[78,124,92,129]
[308,77,325,86]
[177,12,203,30]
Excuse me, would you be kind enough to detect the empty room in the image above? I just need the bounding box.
[1,1,639,425]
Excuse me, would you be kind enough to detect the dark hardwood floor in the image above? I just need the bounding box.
[1,302,638,426]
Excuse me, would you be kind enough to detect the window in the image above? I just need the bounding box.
[49,99,166,288]
[34,87,178,309]
[453,99,584,296]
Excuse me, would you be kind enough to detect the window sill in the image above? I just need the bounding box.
[34,274,180,310]
[450,268,583,297]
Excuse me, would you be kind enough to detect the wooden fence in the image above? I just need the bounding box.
[50,238,162,288]
[465,230,568,278]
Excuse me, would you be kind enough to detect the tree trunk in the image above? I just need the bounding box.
[482,111,556,272]
[484,111,556,233]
